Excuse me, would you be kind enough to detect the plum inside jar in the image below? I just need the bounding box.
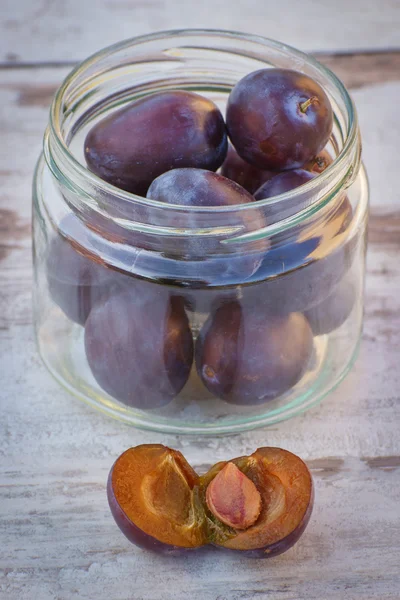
[43,63,359,419]
[108,445,313,557]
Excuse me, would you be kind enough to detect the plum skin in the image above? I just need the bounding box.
[46,231,111,326]
[85,91,227,195]
[254,169,316,202]
[147,167,256,207]
[305,149,333,174]
[220,144,277,194]
[254,169,316,225]
[147,168,268,282]
[221,145,332,194]
[195,303,314,405]
[242,195,355,315]
[46,220,148,325]
[304,278,356,335]
[84,288,194,409]
[226,68,333,170]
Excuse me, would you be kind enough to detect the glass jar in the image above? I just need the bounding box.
[32,30,368,434]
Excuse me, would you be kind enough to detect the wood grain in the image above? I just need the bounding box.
[1,57,400,599]
[2,50,399,98]
[1,0,400,63]
[318,50,400,89]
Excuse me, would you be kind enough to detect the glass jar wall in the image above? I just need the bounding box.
[32,30,368,434]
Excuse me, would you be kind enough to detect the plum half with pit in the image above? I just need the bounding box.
[195,302,314,405]
[85,91,227,195]
[107,444,313,557]
[226,68,333,171]
[202,447,313,557]
[84,287,194,409]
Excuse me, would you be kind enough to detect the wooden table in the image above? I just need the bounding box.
[1,2,400,599]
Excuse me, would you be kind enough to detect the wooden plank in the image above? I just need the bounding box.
[1,65,400,599]
[319,51,400,90]
[1,0,400,64]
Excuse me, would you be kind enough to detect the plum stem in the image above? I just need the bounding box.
[299,96,319,113]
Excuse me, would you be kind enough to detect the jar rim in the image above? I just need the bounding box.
[46,28,359,235]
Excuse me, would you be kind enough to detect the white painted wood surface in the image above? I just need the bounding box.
[1,0,400,63]
[1,34,400,600]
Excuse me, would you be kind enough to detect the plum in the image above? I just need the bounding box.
[84,287,194,409]
[254,169,315,201]
[195,302,314,405]
[107,444,313,558]
[242,195,355,314]
[45,215,146,325]
[147,168,268,281]
[220,144,276,194]
[221,146,333,194]
[147,168,256,211]
[85,91,227,195]
[304,278,356,335]
[254,169,316,224]
[46,228,111,325]
[226,68,333,170]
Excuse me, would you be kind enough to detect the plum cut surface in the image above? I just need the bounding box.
[108,445,207,550]
[108,445,313,557]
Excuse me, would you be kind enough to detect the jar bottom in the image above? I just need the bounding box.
[35,309,361,434]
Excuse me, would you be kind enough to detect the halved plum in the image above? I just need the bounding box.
[107,445,207,552]
[201,447,314,557]
[107,445,313,558]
